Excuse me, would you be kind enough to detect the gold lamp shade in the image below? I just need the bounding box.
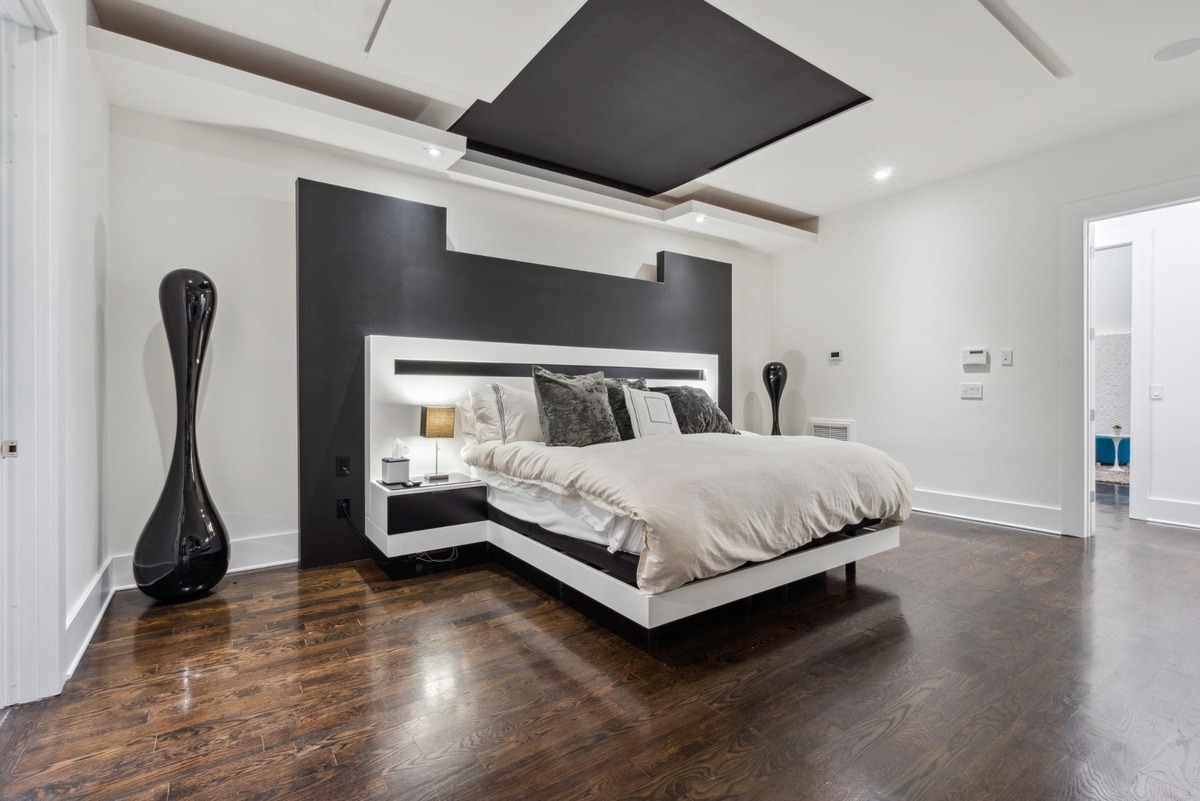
[420,406,455,480]
[420,406,455,439]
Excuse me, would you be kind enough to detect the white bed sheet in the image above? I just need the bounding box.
[476,468,645,554]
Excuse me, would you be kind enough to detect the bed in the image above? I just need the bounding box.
[364,335,913,635]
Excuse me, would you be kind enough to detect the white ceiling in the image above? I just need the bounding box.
[92,0,1200,218]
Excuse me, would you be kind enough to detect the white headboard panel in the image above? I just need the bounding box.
[365,335,719,483]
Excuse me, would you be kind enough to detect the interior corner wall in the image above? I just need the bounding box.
[105,107,772,566]
[770,107,1200,533]
[49,0,110,678]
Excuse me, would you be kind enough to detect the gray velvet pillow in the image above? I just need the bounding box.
[651,386,739,435]
[533,367,621,447]
[605,377,648,441]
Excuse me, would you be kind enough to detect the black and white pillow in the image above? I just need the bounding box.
[651,386,738,435]
[605,377,648,441]
[623,386,682,438]
[532,367,621,447]
[470,383,543,443]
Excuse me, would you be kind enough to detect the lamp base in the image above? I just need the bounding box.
[425,472,449,482]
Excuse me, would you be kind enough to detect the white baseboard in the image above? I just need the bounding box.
[912,489,1061,535]
[63,562,116,682]
[63,531,298,681]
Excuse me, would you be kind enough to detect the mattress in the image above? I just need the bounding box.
[476,468,644,554]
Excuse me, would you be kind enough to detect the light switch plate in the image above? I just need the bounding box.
[1000,348,1013,366]
[960,383,984,399]
[1150,384,1164,400]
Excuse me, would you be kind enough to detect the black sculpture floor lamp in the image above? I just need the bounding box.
[763,362,788,436]
[133,269,229,601]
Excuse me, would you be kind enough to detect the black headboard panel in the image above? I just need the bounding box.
[296,178,732,567]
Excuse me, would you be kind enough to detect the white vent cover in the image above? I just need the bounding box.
[809,418,856,442]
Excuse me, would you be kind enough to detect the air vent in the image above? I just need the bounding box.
[809,418,855,442]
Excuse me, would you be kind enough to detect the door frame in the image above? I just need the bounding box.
[1,3,61,706]
[1060,175,1200,538]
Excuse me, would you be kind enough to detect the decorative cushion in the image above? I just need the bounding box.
[532,367,621,447]
[623,386,682,438]
[652,385,738,435]
[605,377,648,441]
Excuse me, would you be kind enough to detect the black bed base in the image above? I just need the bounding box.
[488,504,880,587]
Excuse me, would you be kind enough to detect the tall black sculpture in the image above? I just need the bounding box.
[762,361,788,436]
[134,269,229,601]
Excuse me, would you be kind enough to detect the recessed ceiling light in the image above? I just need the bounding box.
[1153,37,1200,62]
[424,146,444,157]
[694,213,708,223]
[872,167,894,181]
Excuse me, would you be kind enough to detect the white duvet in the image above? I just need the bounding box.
[463,434,913,595]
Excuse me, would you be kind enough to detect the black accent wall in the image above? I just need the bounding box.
[296,179,732,568]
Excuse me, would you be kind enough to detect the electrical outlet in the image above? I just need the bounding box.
[335,456,351,477]
[1000,348,1013,366]
[960,383,984,400]
[336,498,351,518]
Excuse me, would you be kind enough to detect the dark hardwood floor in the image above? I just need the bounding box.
[5,508,1200,800]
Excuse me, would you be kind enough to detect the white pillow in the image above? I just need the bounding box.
[456,398,478,447]
[469,388,502,443]
[490,383,543,443]
[623,386,681,438]
[470,383,543,444]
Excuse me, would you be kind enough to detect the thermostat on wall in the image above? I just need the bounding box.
[961,348,988,365]
[829,350,843,361]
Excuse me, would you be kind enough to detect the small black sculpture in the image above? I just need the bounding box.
[762,362,788,436]
[134,269,229,601]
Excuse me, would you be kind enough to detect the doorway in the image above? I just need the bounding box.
[1087,199,1200,531]
[1089,243,1131,516]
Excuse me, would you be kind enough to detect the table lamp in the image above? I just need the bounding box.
[420,406,455,481]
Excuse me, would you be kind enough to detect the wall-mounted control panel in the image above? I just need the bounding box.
[829,350,843,361]
[960,383,984,399]
[961,348,988,366]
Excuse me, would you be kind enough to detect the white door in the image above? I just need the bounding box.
[1094,209,1200,528]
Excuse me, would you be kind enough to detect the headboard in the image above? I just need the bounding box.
[297,179,732,567]
[366,336,720,486]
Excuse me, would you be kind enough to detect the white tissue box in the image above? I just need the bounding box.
[381,457,410,485]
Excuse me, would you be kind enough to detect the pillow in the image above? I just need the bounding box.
[490,383,543,443]
[469,388,502,443]
[469,384,543,444]
[605,377,648,441]
[532,367,621,447]
[651,386,738,435]
[623,386,681,438]
[456,398,478,447]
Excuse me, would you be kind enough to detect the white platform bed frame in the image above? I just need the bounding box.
[366,335,901,632]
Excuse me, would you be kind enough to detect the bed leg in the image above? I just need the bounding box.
[646,627,661,648]
[846,561,857,580]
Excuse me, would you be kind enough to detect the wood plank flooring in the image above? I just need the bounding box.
[6,507,1200,800]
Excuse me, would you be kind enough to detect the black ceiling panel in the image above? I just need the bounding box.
[449,0,869,196]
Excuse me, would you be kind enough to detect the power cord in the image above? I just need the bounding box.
[337,498,458,567]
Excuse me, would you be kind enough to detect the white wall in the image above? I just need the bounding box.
[50,0,110,676]
[772,106,1200,533]
[106,108,773,561]
[1095,201,1200,524]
